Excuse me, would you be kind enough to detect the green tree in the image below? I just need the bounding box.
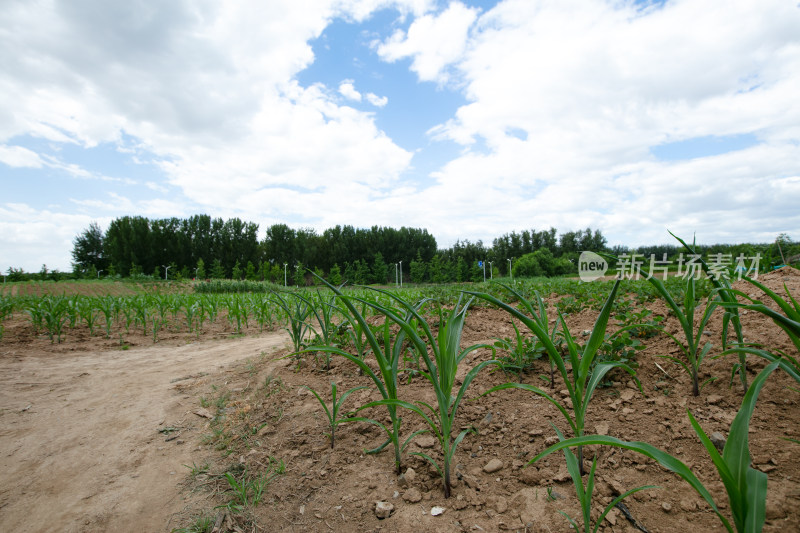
[245,261,257,280]
[329,263,342,285]
[410,252,427,283]
[293,262,305,286]
[372,252,389,284]
[231,261,242,280]
[210,259,225,279]
[71,221,107,274]
[354,259,370,285]
[271,264,282,284]
[195,258,206,279]
[513,252,544,278]
[313,267,325,285]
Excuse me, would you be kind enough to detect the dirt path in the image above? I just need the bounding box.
[0,332,289,533]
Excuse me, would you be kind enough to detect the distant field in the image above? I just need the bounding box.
[0,279,191,298]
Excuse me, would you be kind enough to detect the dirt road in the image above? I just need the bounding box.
[0,332,289,532]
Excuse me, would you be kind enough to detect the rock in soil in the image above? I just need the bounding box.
[375,501,394,519]
[483,458,504,473]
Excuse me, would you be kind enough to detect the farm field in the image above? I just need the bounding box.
[0,268,798,532]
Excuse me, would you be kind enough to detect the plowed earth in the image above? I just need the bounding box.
[1,268,798,532]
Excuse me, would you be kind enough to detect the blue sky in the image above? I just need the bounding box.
[1,0,799,272]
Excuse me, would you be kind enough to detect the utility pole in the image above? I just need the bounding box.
[487,261,493,280]
[508,258,513,281]
[284,263,288,287]
[163,265,171,280]
[399,261,403,288]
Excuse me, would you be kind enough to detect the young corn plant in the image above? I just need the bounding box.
[533,361,780,533]
[78,298,100,337]
[670,232,749,392]
[359,292,499,498]
[719,277,800,384]
[97,296,116,339]
[271,290,313,352]
[550,425,655,533]
[41,296,70,343]
[467,280,638,474]
[0,296,12,341]
[297,290,341,370]
[305,382,367,449]
[299,277,422,474]
[650,272,720,396]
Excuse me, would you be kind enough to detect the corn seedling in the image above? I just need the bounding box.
[0,297,13,341]
[718,276,800,384]
[669,232,750,391]
[305,382,367,448]
[97,297,116,338]
[533,361,780,533]
[359,292,499,498]
[631,259,720,396]
[78,299,100,336]
[550,425,655,533]
[468,280,638,475]
[40,296,70,343]
[271,289,313,352]
[299,277,422,474]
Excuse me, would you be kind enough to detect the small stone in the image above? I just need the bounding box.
[404,467,417,483]
[375,501,394,519]
[403,488,422,503]
[431,506,445,516]
[416,435,436,449]
[582,330,591,337]
[709,432,726,452]
[662,502,673,513]
[483,459,504,473]
[595,422,610,435]
[544,436,559,446]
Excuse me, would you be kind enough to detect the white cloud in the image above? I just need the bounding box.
[0,203,109,271]
[1,0,799,271]
[0,145,43,168]
[377,2,478,83]
[366,92,389,107]
[388,0,800,247]
[338,80,362,101]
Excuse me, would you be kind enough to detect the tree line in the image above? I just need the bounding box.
[62,216,797,285]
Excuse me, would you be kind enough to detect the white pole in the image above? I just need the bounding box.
[284,263,288,287]
[488,261,493,280]
[399,261,403,288]
[395,263,398,287]
[508,258,512,281]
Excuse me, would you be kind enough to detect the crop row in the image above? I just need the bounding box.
[286,250,798,532]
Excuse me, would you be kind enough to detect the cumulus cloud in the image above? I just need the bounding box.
[339,80,363,101]
[377,1,478,83]
[365,92,389,107]
[1,0,799,270]
[0,145,43,168]
[388,0,800,247]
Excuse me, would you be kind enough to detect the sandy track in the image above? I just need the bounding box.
[0,332,289,532]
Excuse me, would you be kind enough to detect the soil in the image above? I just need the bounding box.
[1,268,799,532]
